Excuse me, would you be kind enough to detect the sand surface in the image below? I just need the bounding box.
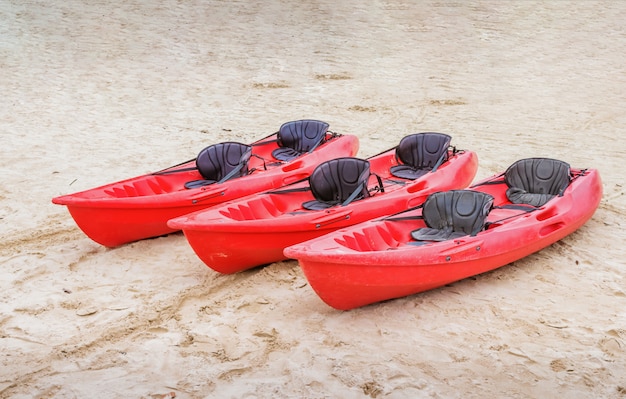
[1,1,625,398]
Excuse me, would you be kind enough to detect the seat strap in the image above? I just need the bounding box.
[469,173,506,188]
[496,204,538,211]
[341,181,366,207]
[250,153,268,170]
[216,162,245,184]
[484,205,538,229]
[305,133,325,154]
[340,172,384,207]
[381,203,426,222]
[385,179,408,185]
[372,173,385,193]
[264,176,312,194]
[267,186,311,195]
[430,147,449,173]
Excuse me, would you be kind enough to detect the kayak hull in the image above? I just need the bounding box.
[169,148,479,274]
[52,132,359,247]
[284,168,602,310]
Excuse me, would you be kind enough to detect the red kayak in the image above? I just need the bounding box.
[52,120,359,247]
[168,132,479,273]
[284,158,602,310]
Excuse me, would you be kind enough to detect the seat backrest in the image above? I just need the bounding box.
[273,119,329,161]
[303,157,370,210]
[390,132,451,179]
[195,141,252,182]
[396,132,451,169]
[422,190,494,237]
[504,158,570,206]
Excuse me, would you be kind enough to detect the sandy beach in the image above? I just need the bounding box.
[1,1,625,397]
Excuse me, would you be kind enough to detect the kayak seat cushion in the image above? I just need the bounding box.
[185,142,252,189]
[303,157,371,210]
[272,119,329,161]
[411,190,494,242]
[504,158,571,207]
[390,132,451,180]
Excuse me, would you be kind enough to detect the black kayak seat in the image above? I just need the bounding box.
[411,190,494,242]
[504,158,571,207]
[272,119,329,161]
[302,157,371,210]
[185,142,252,189]
[390,132,452,180]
